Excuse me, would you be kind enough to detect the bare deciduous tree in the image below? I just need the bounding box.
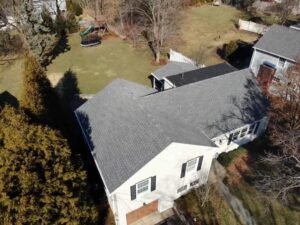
[256,60,300,202]
[135,0,182,63]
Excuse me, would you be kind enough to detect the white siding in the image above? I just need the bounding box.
[169,49,196,65]
[250,49,294,78]
[109,143,219,225]
[163,78,175,90]
[212,117,268,153]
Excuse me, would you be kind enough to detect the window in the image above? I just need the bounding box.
[190,180,199,187]
[177,185,187,193]
[186,158,198,173]
[231,131,240,141]
[130,176,156,200]
[248,123,256,134]
[180,156,203,178]
[239,127,248,138]
[137,179,150,194]
[278,58,286,68]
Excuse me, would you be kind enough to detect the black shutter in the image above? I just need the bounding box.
[151,176,156,191]
[254,122,260,134]
[197,156,203,171]
[180,163,187,178]
[130,185,136,200]
[227,133,233,145]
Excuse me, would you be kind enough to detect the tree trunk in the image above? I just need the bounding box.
[155,51,160,64]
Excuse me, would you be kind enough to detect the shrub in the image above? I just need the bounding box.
[67,0,83,16]
[66,12,79,33]
[0,32,23,56]
[223,40,239,60]
[218,147,248,167]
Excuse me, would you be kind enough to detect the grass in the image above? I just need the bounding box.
[0,5,259,97]
[176,5,258,65]
[177,187,242,225]
[0,34,157,97]
[231,182,300,225]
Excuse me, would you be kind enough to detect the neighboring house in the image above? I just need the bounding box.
[250,24,300,82]
[32,0,67,19]
[75,68,269,225]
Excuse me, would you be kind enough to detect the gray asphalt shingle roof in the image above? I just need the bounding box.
[152,61,198,80]
[75,80,216,193]
[254,24,300,61]
[75,69,268,193]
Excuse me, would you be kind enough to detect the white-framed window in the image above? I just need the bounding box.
[278,58,286,68]
[186,158,198,173]
[181,156,203,178]
[131,176,156,200]
[239,127,248,138]
[231,131,240,141]
[136,178,151,195]
[247,123,256,134]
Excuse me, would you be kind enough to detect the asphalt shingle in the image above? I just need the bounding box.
[75,69,268,193]
[152,61,198,80]
[254,24,300,61]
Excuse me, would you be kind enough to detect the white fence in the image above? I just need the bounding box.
[238,19,269,35]
[169,49,197,65]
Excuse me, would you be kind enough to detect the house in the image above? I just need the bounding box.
[32,0,67,19]
[75,68,269,225]
[250,24,300,82]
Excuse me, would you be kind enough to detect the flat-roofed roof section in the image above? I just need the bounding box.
[166,63,237,87]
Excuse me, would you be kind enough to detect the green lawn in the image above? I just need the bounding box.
[0,5,258,97]
[0,35,157,97]
[176,5,258,65]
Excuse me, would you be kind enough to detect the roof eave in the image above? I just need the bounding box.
[253,47,296,63]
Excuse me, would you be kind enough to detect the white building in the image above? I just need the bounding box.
[250,24,300,82]
[32,0,67,19]
[75,67,269,225]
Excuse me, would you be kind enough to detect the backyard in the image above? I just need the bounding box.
[176,5,258,65]
[0,4,259,97]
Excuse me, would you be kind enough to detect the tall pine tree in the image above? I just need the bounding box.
[20,53,58,124]
[0,106,99,225]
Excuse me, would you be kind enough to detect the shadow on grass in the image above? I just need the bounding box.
[55,69,86,111]
[217,40,255,69]
[44,32,71,68]
[55,70,113,225]
[0,91,19,109]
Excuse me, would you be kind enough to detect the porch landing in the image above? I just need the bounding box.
[131,208,175,225]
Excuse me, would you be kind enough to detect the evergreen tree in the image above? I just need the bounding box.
[0,106,99,225]
[17,0,57,67]
[20,53,58,123]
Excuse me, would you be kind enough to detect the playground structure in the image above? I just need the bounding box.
[79,18,108,47]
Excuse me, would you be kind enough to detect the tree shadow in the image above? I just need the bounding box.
[141,30,156,59]
[206,78,269,136]
[45,32,71,68]
[0,91,19,110]
[218,41,255,69]
[55,69,86,112]
[74,110,113,225]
